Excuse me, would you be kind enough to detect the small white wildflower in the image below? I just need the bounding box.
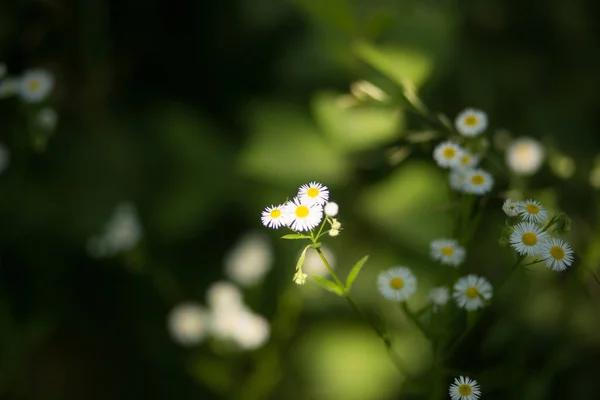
[449,168,469,192]
[430,238,466,267]
[453,275,493,311]
[502,198,520,217]
[540,237,574,272]
[331,219,341,230]
[455,109,488,137]
[19,69,54,103]
[462,168,494,195]
[293,271,308,285]
[449,376,481,400]
[224,232,273,287]
[509,221,549,256]
[458,151,480,168]
[167,302,208,346]
[206,281,244,311]
[230,310,270,350]
[298,181,329,205]
[324,201,339,217]
[329,229,340,237]
[261,204,286,229]
[377,266,417,302]
[283,197,323,232]
[506,137,544,175]
[434,141,464,168]
[429,286,450,312]
[87,202,142,257]
[517,199,548,224]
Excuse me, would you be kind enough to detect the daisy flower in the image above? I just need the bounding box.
[429,286,450,312]
[540,237,574,271]
[517,199,548,224]
[434,141,464,168]
[449,376,481,400]
[298,182,329,205]
[324,201,339,217]
[455,108,488,137]
[224,232,273,287]
[506,137,544,175]
[509,221,549,256]
[19,69,54,103]
[377,267,417,302]
[261,204,286,229]
[453,275,493,311]
[458,151,479,168]
[449,168,468,192]
[502,198,520,217]
[283,198,323,232]
[430,238,466,267]
[462,168,494,195]
[167,302,209,346]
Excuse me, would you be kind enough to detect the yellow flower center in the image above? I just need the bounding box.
[295,205,309,218]
[522,232,537,246]
[461,156,471,165]
[550,246,565,260]
[441,247,454,256]
[269,209,281,218]
[458,384,473,396]
[307,187,320,198]
[390,278,404,289]
[28,79,41,92]
[471,174,484,185]
[526,203,540,214]
[464,116,478,126]
[465,287,478,299]
[443,147,456,159]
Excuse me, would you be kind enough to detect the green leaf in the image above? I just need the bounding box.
[296,245,312,271]
[354,41,433,89]
[313,275,345,296]
[345,255,369,291]
[281,233,310,240]
[293,0,357,35]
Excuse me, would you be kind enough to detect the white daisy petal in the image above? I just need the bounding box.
[430,238,466,267]
[453,275,493,311]
[377,266,417,302]
[462,168,494,195]
[449,376,482,400]
[509,221,549,256]
[540,237,574,271]
[283,197,323,232]
[261,204,286,229]
[298,181,329,205]
[455,108,488,137]
[517,199,548,224]
[434,141,464,168]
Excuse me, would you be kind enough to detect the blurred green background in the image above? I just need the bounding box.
[2,0,600,399]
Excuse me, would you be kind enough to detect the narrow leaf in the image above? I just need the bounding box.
[345,255,369,291]
[296,245,312,271]
[281,233,310,240]
[312,275,345,296]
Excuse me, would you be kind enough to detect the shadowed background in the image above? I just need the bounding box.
[1,0,600,399]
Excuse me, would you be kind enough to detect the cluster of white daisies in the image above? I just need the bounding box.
[377,238,493,312]
[503,199,574,271]
[433,109,494,195]
[261,182,341,235]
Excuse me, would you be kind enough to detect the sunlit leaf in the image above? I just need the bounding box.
[312,275,345,296]
[345,255,369,291]
[281,233,310,240]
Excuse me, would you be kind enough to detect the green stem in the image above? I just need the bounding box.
[401,302,431,339]
[315,247,344,288]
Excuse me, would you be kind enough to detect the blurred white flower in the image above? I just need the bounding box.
[329,229,339,237]
[0,143,9,174]
[206,281,244,311]
[462,168,494,195]
[506,137,544,175]
[37,107,58,131]
[434,141,464,168]
[458,151,479,168]
[224,232,273,287]
[430,238,466,267]
[502,198,519,217]
[453,275,493,311]
[167,302,209,346]
[303,246,336,277]
[87,202,142,257]
[449,168,468,192]
[429,286,450,312]
[19,69,54,103]
[230,311,270,350]
[324,201,339,217]
[0,76,21,98]
[377,266,417,302]
[455,108,488,137]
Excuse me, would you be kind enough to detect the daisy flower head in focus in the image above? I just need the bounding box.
[502,198,520,217]
[283,198,323,232]
[434,141,464,168]
[540,237,574,271]
[19,69,54,103]
[453,274,493,311]
[261,204,286,229]
[517,199,548,224]
[377,266,417,302]
[298,182,329,205]
[429,286,450,312]
[455,108,488,137]
[509,221,549,256]
[462,168,494,195]
[449,376,481,400]
[430,238,466,267]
